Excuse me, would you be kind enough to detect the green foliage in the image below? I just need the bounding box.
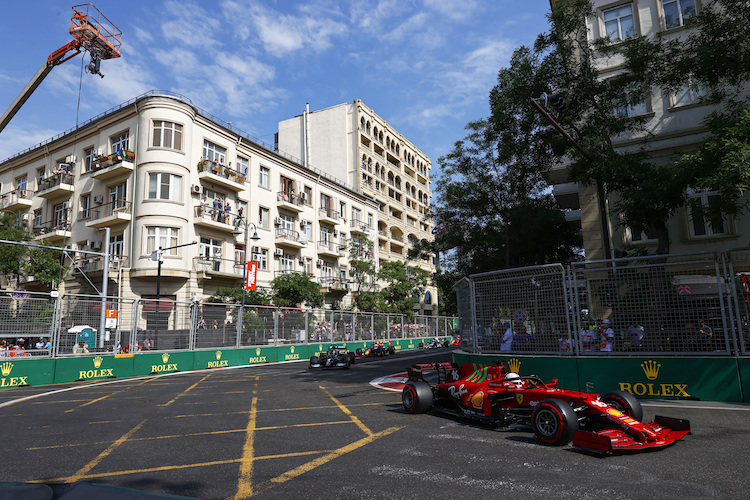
[0,213,29,279]
[270,272,324,308]
[346,235,377,310]
[26,245,66,287]
[377,261,428,317]
[209,286,271,305]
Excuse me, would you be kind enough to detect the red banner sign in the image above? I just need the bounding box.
[245,261,258,290]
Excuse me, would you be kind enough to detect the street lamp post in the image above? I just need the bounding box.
[232,218,260,347]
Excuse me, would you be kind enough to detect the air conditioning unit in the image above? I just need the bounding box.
[65,155,77,164]
[251,246,261,253]
[274,248,283,257]
[89,241,102,250]
[94,195,104,204]
[274,217,282,226]
[316,259,323,267]
[191,184,202,194]
[58,163,70,171]
[62,201,70,209]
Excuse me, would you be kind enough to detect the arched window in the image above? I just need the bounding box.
[424,291,432,304]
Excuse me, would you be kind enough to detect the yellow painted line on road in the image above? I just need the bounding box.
[233,377,259,500]
[319,385,372,436]
[171,401,387,418]
[159,373,211,407]
[254,426,402,496]
[66,378,153,413]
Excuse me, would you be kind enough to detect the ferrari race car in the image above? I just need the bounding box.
[402,362,690,454]
[356,341,396,357]
[309,345,355,369]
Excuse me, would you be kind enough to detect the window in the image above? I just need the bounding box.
[321,261,333,279]
[37,168,45,183]
[603,4,635,41]
[304,258,312,275]
[152,121,183,150]
[258,207,269,229]
[320,227,332,244]
[673,78,706,107]
[259,166,269,188]
[33,209,42,228]
[279,252,294,272]
[202,140,226,164]
[303,186,312,205]
[200,237,223,271]
[109,183,127,213]
[367,213,373,228]
[236,156,249,176]
[148,173,182,201]
[84,148,95,171]
[146,227,179,255]
[425,291,432,305]
[80,194,91,220]
[339,202,346,221]
[629,225,658,242]
[352,207,361,225]
[109,233,124,257]
[16,176,27,192]
[688,190,727,238]
[662,0,696,29]
[614,87,648,117]
[255,248,268,270]
[111,131,129,154]
[53,202,68,227]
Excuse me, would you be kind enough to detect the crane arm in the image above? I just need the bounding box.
[0,41,81,135]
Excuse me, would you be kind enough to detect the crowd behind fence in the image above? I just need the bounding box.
[0,291,457,357]
[455,251,750,357]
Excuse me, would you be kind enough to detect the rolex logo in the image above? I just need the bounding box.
[256,348,261,356]
[641,360,661,380]
[319,344,323,351]
[508,358,521,374]
[290,345,295,353]
[162,352,170,364]
[93,356,103,368]
[1,362,13,377]
[216,351,222,360]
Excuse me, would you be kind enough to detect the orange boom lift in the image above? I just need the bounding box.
[0,4,121,135]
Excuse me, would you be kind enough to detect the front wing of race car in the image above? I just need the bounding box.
[573,415,691,453]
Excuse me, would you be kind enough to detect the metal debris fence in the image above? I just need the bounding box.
[0,291,457,357]
[455,251,750,356]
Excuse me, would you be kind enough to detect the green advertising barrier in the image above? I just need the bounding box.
[0,357,55,388]
[54,354,135,383]
[738,358,750,402]
[133,351,195,375]
[193,349,240,370]
[243,345,277,365]
[452,352,579,389]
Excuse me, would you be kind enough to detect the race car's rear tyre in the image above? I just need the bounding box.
[602,390,643,422]
[532,399,579,446]
[388,346,396,355]
[402,382,433,414]
[348,353,356,365]
[309,356,318,369]
[418,342,424,348]
[356,348,363,356]
[443,340,450,347]
[344,357,351,369]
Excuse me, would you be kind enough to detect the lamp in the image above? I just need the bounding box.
[233,218,260,347]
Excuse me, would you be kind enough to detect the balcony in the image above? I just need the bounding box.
[72,255,130,275]
[83,199,132,228]
[37,173,75,199]
[197,160,246,191]
[275,227,307,249]
[0,189,33,212]
[33,218,71,243]
[193,256,243,279]
[319,277,349,294]
[277,191,304,212]
[350,220,369,234]
[193,206,238,232]
[318,207,341,225]
[317,240,343,258]
[90,150,135,181]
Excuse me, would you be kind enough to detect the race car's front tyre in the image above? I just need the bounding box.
[356,348,363,356]
[602,390,643,422]
[344,357,351,369]
[532,399,579,446]
[418,342,424,348]
[402,382,433,414]
[309,356,318,369]
[348,353,356,365]
[388,346,396,355]
[443,340,450,347]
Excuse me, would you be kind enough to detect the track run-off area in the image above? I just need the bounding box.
[1,348,750,499]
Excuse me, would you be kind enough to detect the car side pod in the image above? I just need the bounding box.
[572,416,691,454]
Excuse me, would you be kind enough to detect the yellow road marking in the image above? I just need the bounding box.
[233,377,259,500]
[159,373,211,407]
[65,378,153,413]
[254,426,402,495]
[319,385,372,436]
[63,420,147,483]
[171,401,388,418]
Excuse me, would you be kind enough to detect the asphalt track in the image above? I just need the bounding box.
[1,348,749,499]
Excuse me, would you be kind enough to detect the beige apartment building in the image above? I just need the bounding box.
[549,0,750,260]
[277,100,437,314]
[0,91,385,309]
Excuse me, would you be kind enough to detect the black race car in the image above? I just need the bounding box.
[309,344,355,369]
[356,341,396,357]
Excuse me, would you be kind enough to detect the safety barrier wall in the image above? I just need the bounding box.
[452,351,746,403]
[0,336,451,389]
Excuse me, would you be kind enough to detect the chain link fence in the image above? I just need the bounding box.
[456,251,750,356]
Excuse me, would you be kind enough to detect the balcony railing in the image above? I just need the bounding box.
[275,227,305,244]
[33,217,71,235]
[193,256,243,276]
[319,207,341,222]
[0,188,32,209]
[277,191,304,208]
[194,205,239,227]
[90,150,135,172]
[197,160,246,183]
[82,199,132,222]
[319,277,349,291]
[37,173,74,193]
[73,255,130,273]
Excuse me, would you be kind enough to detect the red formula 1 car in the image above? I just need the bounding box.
[356,341,396,357]
[402,362,690,454]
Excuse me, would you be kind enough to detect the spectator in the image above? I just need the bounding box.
[627,324,644,351]
[144,336,154,350]
[600,319,615,352]
[697,320,713,351]
[0,340,7,357]
[43,338,51,349]
[35,337,45,350]
[213,197,222,221]
[580,323,595,353]
[200,195,210,215]
[213,248,222,271]
[501,322,514,351]
[73,341,89,355]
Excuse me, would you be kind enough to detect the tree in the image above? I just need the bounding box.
[208,286,271,306]
[346,234,377,310]
[270,272,324,308]
[0,213,28,285]
[377,261,428,317]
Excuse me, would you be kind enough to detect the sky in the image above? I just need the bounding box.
[0,0,551,180]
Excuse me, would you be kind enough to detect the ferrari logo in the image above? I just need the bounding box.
[515,393,523,404]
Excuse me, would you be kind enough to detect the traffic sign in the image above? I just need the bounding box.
[513,309,527,322]
[12,290,26,301]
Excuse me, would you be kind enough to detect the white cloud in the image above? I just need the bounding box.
[0,125,60,163]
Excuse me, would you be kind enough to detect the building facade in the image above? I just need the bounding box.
[276,100,437,314]
[0,91,386,308]
[548,0,750,260]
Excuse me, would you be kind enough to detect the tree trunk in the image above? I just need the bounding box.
[654,221,670,255]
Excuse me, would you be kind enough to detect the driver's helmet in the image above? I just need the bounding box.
[505,372,523,387]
